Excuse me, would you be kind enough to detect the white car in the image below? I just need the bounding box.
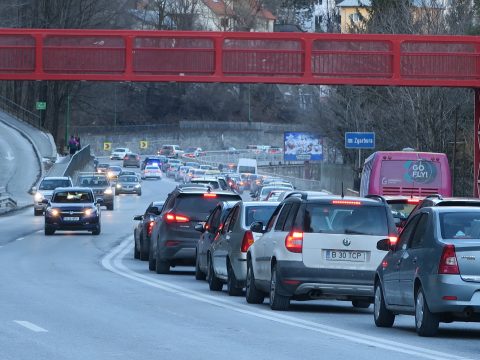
[110,147,131,160]
[142,165,162,180]
[33,176,73,216]
[245,192,397,310]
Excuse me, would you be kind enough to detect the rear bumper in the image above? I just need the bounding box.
[158,229,199,265]
[275,260,375,299]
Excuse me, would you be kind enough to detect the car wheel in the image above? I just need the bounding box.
[270,264,290,311]
[44,226,55,236]
[34,209,43,216]
[148,246,156,271]
[415,287,439,337]
[374,284,395,327]
[134,240,140,259]
[195,252,206,281]
[139,236,149,261]
[352,300,371,309]
[107,203,114,211]
[137,191,142,196]
[227,260,243,296]
[245,260,265,304]
[207,254,223,291]
[92,224,101,235]
[155,257,170,274]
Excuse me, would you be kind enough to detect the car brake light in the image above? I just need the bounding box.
[164,213,190,223]
[285,231,303,253]
[438,244,460,275]
[407,199,420,204]
[331,200,361,206]
[241,230,255,252]
[203,193,217,198]
[147,221,155,236]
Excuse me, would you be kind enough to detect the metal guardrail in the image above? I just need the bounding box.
[0,186,17,212]
[0,94,43,130]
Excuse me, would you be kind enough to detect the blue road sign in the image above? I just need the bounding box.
[345,132,375,149]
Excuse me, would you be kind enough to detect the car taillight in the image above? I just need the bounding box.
[147,221,155,236]
[203,193,217,198]
[241,230,255,252]
[438,244,459,275]
[164,213,190,223]
[285,231,303,253]
[407,199,419,204]
[388,235,398,246]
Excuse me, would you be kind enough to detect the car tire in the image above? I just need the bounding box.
[92,224,101,235]
[227,260,243,296]
[207,255,223,291]
[139,237,149,261]
[352,300,371,309]
[137,191,142,196]
[148,248,156,271]
[134,241,140,259]
[155,257,170,274]
[415,287,439,337]
[195,252,206,281]
[44,226,55,236]
[34,209,43,216]
[245,260,264,304]
[374,284,395,327]
[270,264,290,311]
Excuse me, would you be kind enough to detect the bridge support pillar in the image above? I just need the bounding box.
[475,88,480,197]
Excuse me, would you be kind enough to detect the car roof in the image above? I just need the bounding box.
[42,176,70,180]
[192,177,219,182]
[432,206,480,213]
[242,201,280,207]
[284,192,384,205]
[428,196,480,204]
[175,188,239,196]
[53,186,92,192]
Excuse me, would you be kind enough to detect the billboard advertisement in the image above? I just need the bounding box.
[284,132,323,161]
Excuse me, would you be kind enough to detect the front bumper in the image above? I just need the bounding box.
[45,216,100,231]
[275,260,375,299]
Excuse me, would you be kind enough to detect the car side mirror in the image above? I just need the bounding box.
[32,186,37,193]
[133,215,143,221]
[250,221,264,233]
[41,199,49,204]
[195,223,205,233]
[96,198,104,205]
[377,238,396,252]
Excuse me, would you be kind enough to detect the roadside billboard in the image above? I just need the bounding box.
[284,132,323,161]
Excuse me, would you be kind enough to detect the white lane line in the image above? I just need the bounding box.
[102,240,472,360]
[16,237,24,241]
[14,320,48,333]
[36,230,43,233]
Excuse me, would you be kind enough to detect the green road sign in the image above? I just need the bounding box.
[36,101,46,110]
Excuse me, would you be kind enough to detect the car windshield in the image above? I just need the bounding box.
[98,163,109,168]
[78,176,109,187]
[52,191,93,203]
[303,203,388,236]
[39,179,71,190]
[261,187,291,197]
[109,166,122,171]
[440,212,480,239]
[114,148,125,152]
[119,176,138,183]
[174,194,241,221]
[245,205,278,227]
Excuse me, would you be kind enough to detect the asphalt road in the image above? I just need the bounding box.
[1,161,479,360]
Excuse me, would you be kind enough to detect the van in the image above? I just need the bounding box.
[237,158,257,174]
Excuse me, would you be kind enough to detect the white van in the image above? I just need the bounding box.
[237,158,257,174]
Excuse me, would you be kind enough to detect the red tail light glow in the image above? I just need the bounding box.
[147,221,155,236]
[164,213,190,223]
[388,236,398,246]
[438,245,460,275]
[203,193,217,198]
[331,200,361,206]
[285,231,303,253]
[241,230,255,252]
[407,199,420,204]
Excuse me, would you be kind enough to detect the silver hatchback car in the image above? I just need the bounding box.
[375,206,480,336]
[207,201,279,295]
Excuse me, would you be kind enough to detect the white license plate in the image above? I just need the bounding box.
[63,217,80,221]
[325,250,367,262]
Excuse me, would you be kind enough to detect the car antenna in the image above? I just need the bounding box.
[341,181,344,199]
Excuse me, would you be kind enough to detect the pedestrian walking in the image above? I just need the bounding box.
[68,135,77,156]
[75,135,81,151]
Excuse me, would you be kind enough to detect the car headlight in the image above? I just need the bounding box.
[116,184,122,189]
[84,208,96,216]
[135,184,141,188]
[34,192,44,201]
[108,172,114,178]
[48,208,59,216]
[104,188,113,195]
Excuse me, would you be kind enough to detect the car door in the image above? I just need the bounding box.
[382,214,420,306]
[398,212,429,308]
[213,209,234,273]
[198,206,221,270]
[215,206,240,277]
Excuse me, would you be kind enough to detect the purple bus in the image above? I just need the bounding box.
[360,151,452,197]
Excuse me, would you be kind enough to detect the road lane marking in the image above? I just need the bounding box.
[14,320,48,333]
[16,237,24,241]
[102,240,473,360]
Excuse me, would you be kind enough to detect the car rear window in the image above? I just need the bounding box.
[440,212,480,239]
[303,203,388,236]
[192,180,219,189]
[387,202,418,221]
[174,194,241,221]
[39,179,71,190]
[245,206,278,227]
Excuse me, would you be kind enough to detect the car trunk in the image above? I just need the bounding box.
[452,240,480,282]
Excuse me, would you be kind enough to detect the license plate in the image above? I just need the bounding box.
[64,217,80,221]
[325,250,367,262]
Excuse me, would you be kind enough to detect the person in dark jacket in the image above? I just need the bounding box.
[68,135,77,156]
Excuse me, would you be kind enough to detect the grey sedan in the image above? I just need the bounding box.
[115,175,142,195]
[374,206,480,336]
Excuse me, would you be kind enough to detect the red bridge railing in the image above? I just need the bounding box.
[0,29,478,87]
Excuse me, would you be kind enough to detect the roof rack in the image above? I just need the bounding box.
[425,194,443,200]
[365,194,387,204]
[284,191,308,200]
